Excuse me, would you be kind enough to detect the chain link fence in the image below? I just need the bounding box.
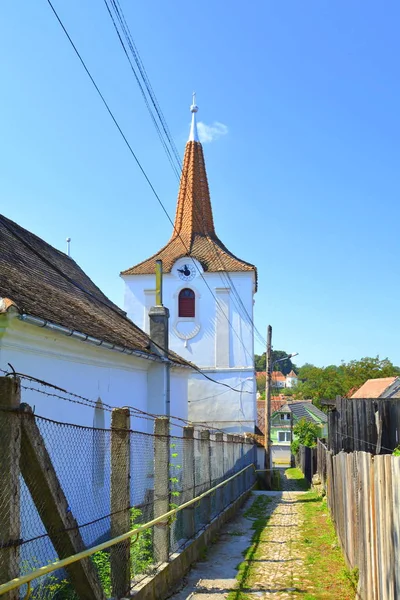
[0,381,256,599]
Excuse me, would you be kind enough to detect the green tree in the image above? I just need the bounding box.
[256,372,266,393]
[291,417,321,454]
[254,351,298,375]
[293,356,400,407]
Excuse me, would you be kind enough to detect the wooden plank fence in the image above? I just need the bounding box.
[324,396,400,455]
[316,441,400,600]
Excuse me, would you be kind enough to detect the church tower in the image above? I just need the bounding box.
[121,97,257,432]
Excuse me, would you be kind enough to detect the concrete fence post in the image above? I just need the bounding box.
[110,407,130,598]
[239,435,245,495]
[226,435,234,504]
[182,426,195,541]
[200,430,211,524]
[154,417,170,563]
[0,377,21,600]
[215,432,224,514]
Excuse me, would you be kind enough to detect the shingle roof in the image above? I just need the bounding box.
[350,377,398,398]
[0,214,187,367]
[121,139,257,286]
[288,401,327,424]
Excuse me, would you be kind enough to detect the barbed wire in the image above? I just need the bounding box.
[0,366,229,432]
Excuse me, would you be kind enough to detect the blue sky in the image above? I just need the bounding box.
[1,1,399,367]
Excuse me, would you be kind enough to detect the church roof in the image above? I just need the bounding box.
[0,214,188,367]
[121,99,257,285]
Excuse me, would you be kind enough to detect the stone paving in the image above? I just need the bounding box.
[169,477,315,599]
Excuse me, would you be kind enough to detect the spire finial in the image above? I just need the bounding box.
[189,92,199,141]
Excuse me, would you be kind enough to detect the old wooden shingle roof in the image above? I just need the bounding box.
[121,109,257,286]
[0,214,187,366]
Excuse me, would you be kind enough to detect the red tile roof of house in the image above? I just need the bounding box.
[287,370,298,378]
[351,377,398,398]
[121,117,257,285]
[272,371,286,382]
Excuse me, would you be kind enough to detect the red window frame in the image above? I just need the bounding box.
[179,288,195,317]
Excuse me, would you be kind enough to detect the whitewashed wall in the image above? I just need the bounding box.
[123,259,256,433]
[0,314,189,568]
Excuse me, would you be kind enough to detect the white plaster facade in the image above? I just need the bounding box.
[285,374,298,388]
[122,257,256,433]
[0,310,189,433]
[0,309,189,564]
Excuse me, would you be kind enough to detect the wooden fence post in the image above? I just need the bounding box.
[154,417,170,564]
[110,408,130,598]
[0,377,21,600]
[182,426,195,541]
[200,430,211,524]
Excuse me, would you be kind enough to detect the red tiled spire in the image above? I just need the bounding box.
[121,97,256,284]
[171,139,215,246]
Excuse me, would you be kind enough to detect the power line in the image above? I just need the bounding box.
[102,0,266,348]
[45,0,256,368]
[0,214,251,396]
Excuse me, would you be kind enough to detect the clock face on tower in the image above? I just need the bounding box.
[177,263,196,281]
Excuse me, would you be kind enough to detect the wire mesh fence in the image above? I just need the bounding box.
[0,380,256,599]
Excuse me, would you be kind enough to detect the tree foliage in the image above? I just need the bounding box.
[294,356,400,407]
[291,417,321,454]
[254,350,298,375]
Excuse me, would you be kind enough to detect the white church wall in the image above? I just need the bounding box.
[123,269,255,371]
[188,369,256,433]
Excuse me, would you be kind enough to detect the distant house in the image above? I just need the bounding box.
[272,371,286,388]
[350,377,400,398]
[256,370,298,390]
[285,370,298,388]
[256,398,327,466]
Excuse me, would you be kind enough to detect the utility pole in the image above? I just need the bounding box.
[264,325,272,488]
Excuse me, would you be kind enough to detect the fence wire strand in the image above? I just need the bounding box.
[0,387,256,599]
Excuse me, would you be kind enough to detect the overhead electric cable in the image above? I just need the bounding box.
[101,0,265,348]
[45,0,256,367]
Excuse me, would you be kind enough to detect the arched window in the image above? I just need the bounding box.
[179,288,195,317]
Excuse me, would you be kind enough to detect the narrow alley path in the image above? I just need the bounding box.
[169,470,355,600]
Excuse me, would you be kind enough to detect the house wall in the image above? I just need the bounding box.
[285,376,298,388]
[187,369,256,433]
[123,262,256,432]
[0,313,189,564]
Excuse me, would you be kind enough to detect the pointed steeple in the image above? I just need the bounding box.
[188,92,199,142]
[171,97,216,247]
[121,96,256,286]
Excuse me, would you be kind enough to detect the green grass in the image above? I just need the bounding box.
[294,491,357,599]
[228,487,356,600]
[285,467,310,490]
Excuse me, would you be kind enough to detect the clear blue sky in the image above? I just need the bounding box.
[1,1,399,367]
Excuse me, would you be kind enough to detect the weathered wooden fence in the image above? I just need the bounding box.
[316,441,400,600]
[295,444,317,483]
[324,396,400,455]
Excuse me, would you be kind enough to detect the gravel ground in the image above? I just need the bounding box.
[168,489,311,600]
